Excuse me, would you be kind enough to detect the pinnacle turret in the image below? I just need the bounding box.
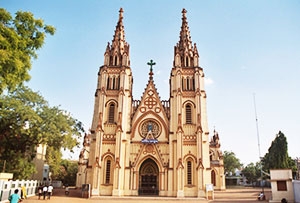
[173,9,199,68]
[178,9,193,52]
[104,8,130,67]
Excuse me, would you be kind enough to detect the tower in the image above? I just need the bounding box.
[169,8,210,197]
[77,8,225,198]
[82,8,132,196]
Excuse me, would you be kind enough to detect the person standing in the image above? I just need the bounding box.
[47,185,53,199]
[38,186,43,199]
[21,186,27,199]
[8,189,22,203]
[42,185,47,200]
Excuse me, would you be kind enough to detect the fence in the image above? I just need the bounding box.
[0,180,62,203]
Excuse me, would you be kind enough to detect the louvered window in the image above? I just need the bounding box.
[187,161,192,184]
[105,160,111,184]
[108,104,115,123]
[186,104,192,124]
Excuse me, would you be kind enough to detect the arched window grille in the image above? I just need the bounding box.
[187,160,192,185]
[108,103,115,123]
[105,160,111,184]
[186,104,192,124]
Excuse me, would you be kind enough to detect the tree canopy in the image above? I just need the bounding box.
[262,131,296,173]
[0,8,55,93]
[223,151,243,176]
[0,86,84,179]
[242,162,261,184]
[55,159,78,186]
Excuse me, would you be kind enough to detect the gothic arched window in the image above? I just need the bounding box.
[185,104,192,124]
[187,160,192,185]
[105,159,111,184]
[107,77,110,90]
[114,55,118,66]
[108,103,115,123]
[182,77,195,91]
[116,76,120,89]
[186,77,190,90]
[107,76,120,90]
[112,77,116,89]
[185,56,189,67]
[182,78,185,90]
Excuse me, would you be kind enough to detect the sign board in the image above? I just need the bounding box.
[205,184,214,200]
[206,184,214,191]
[141,138,158,144]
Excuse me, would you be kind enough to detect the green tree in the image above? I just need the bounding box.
[223,151,243,176]
[0,8,55,93]
[242,162,261,184]
[58,160,78,186]
[0,86,84,179]
[262,131,296,173]
[46,146,63,180]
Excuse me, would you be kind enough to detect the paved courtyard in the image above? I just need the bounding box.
[22,187,271,203]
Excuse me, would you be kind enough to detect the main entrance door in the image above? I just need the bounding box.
[139,158,159,196]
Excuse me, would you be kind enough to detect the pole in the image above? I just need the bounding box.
[253,93,264,193]
[2,160,5,172]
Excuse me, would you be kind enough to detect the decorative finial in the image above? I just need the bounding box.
[182,8,187,16]
[119,8,124,19]
[147,59,156,73]
[147,59,156,80]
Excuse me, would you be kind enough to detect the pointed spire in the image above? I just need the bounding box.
[104,8,130,67]
[173,9,199,68]
[179,8,192,51]
[112,8,125,52]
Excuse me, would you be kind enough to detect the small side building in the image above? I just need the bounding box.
[270,169,294,203]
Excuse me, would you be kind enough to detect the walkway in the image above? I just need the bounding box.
[21,187,271,203]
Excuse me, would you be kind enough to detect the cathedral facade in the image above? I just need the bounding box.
[77,8,225,198]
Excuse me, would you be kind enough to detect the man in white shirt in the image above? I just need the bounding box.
[42,185,47,200]
[47,185,53,199]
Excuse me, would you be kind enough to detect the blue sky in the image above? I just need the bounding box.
[3,0,300,165]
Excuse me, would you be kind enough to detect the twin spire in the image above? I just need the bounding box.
[174,9,199,68]
[178,9,193,53]
[104,8,199,69]
[104,8,130,67]
[111,8,126,53]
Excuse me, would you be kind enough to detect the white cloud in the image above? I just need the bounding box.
[205,77,214,86]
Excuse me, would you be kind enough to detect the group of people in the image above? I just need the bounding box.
[8,186,28,203]
[8,184,53,203]
[38,185,53,200]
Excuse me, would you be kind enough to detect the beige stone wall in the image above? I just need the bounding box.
[270,169,294,202]
[78,8,225,198]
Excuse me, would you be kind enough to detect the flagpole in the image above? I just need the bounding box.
[253,93,264,194]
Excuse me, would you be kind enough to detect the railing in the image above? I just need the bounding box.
[0,180,61,202]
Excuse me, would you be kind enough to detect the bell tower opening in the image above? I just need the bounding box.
[138,158,159,196]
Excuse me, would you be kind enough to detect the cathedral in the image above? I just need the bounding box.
[76,8,225,198]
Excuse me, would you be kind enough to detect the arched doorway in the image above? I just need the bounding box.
[138,158,159,196]
[211,170,216,186]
